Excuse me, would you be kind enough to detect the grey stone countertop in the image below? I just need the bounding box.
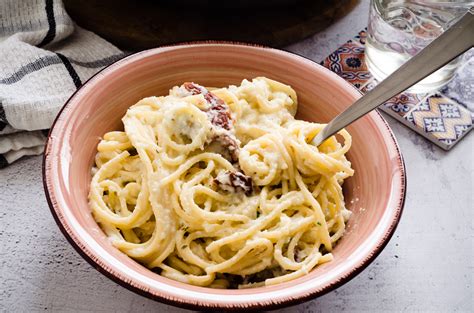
[1,1,472,312]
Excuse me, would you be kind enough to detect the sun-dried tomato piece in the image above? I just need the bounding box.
[215,170,253,196]
[183,82,232,131]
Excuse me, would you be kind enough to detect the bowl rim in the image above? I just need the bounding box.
[42,41,406,311]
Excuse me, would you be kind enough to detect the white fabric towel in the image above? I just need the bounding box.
[0,0,125,168]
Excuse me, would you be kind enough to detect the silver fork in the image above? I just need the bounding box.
[312,8,474,147]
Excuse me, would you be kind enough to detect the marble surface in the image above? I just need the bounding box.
[1,1,473,312]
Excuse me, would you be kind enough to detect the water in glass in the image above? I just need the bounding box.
[366,0,473,93]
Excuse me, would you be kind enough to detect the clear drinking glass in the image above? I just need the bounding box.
[366,0,473,93]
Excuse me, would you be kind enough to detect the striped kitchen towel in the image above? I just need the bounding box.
[0,0,126,168]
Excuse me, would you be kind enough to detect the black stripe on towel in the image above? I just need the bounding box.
[0,54,127,85]
[0,102,7,123]
[0,155,8,169]
[56,53,82,88]
[0,56,61,85]
[0,101,7,131]
[38,0,56,47]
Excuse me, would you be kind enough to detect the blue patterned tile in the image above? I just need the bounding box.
[383,93,426,118]
[404,94,472,144]
[438,103,461,118]
[321,32,473,150]
[423,117,446,132]
[322,41,370,89]
[353,28,367,46]
[361,78,376,93]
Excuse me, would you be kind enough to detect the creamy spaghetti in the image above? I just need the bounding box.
[89,77,354,288]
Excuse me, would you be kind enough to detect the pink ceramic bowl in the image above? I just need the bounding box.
[43,43,405,310]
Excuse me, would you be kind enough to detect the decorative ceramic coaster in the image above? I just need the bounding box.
[321,29,473,150]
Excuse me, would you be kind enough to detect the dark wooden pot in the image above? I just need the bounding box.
[64,0,358,50]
